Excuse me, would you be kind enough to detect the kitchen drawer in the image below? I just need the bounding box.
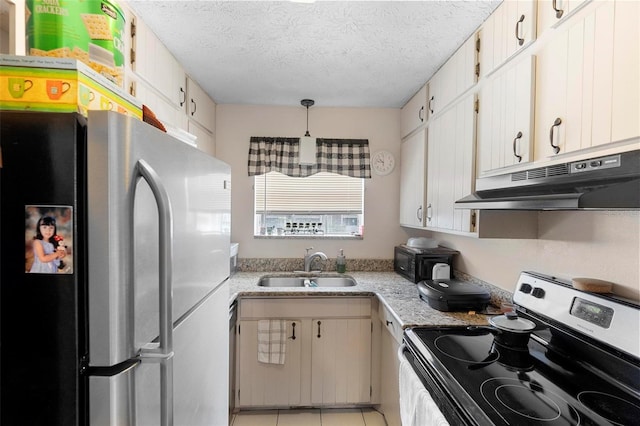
[239,297,372,319]
[378,302,403,344]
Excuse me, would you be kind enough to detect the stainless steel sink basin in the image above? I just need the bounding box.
[257,276,357,288]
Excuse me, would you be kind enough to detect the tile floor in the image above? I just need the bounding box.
[230,408,387,426]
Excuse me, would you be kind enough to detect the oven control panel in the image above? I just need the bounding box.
[514,272,640,358]
[570,297,615,328]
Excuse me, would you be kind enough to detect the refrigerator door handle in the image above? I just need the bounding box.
[135,159,175,426]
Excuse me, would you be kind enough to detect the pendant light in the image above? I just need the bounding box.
[299,98,316,165]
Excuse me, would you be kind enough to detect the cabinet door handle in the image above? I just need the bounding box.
[513,131,523,162]
[552,0,564,19]
[289,322,296,340]
[515,14,525,46]
[549,118,562,154]
[190,99,197,116]
[317,321,322,338]
[427,203,432,222]
[386,320,393,327]
[417,205,423,222]
[179,87,186,106]
[418,105,425,122]
[428,96,434,114]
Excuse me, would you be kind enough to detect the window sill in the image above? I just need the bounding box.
[254,234,363,240]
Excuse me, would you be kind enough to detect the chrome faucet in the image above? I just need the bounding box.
[304,247,328,272]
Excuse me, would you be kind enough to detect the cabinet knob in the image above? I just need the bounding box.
[289,322,296,340]
[552,0,564,19]
[549,117,562,154]
[513,131,523,162]
[515,14,525,46]
[179,87,186,106]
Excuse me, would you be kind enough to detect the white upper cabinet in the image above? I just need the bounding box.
[131,77,188,131]
[534,0,638,160]
[188,120,215,156]
[130,17,186,111]
[400,84,428,139]
[480,0,537,77]
[429,35,476,116]
[610,0,640,144]
[399,129,427,228]
[537,0,592,35]
[123,6,218,152]
[426,95,475,233]
[186,77,216,131]
[478,55,536,174]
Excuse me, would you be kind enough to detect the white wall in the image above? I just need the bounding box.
[407,211,640,301]
[216,105,639,302]
[215,104,409,261]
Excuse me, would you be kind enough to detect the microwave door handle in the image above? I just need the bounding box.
[134,159,174,426]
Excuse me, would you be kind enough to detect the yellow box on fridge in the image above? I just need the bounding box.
[0,55,141,119]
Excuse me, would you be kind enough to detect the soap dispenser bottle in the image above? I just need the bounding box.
[336,249,346,273]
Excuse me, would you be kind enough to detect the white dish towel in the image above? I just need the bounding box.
[257,319,286,364]
[399,350,450,426]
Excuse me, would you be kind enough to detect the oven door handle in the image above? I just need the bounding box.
[397,343,408,362]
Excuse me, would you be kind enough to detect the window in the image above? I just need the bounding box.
[254,172,364,237]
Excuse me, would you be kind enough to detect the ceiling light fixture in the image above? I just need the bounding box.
[299,99,316,165]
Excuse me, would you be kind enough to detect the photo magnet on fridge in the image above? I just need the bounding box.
[25,205,73,274]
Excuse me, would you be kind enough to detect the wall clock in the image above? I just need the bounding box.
[372,150,395,176]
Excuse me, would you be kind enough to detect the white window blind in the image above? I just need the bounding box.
[255,171,364,214]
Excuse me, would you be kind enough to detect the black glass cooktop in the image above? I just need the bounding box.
[407,326,640,426]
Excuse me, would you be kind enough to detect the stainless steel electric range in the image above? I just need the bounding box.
[402,271,640,425]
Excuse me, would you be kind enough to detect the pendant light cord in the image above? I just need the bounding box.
[301,99,314,137]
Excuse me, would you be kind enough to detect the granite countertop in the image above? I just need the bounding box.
[229,271,507,328]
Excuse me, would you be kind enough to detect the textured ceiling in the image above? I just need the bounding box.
[127,1,500,108]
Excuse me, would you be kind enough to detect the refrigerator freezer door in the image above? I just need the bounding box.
[173,281,229,425]
[89,281,229,425]
[87,110,231,366]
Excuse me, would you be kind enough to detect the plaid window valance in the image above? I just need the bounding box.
[248,137,371,178]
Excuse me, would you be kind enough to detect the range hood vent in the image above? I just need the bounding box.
[455,149,640,210]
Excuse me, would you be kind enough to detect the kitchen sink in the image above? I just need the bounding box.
[257,276,357,288]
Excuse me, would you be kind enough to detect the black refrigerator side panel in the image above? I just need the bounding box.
[0,112,87,426]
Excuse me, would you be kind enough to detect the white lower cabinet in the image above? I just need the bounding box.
[310,318,372,405]
[237,320,303,407]
[378,303,402,426]
[236,297,374,408]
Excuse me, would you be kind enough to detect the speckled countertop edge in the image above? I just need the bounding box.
[228,271,513,328]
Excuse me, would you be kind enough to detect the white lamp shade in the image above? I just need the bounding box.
[299,136,317,165]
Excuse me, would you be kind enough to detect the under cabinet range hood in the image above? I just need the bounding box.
[455,149,640,210]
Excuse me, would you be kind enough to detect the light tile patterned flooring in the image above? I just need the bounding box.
[231,408,387,426]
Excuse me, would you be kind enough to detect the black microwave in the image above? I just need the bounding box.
[394,245,459,283]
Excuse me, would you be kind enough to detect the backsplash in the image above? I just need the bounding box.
[454,270,513,309]
[238,258,394,273]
